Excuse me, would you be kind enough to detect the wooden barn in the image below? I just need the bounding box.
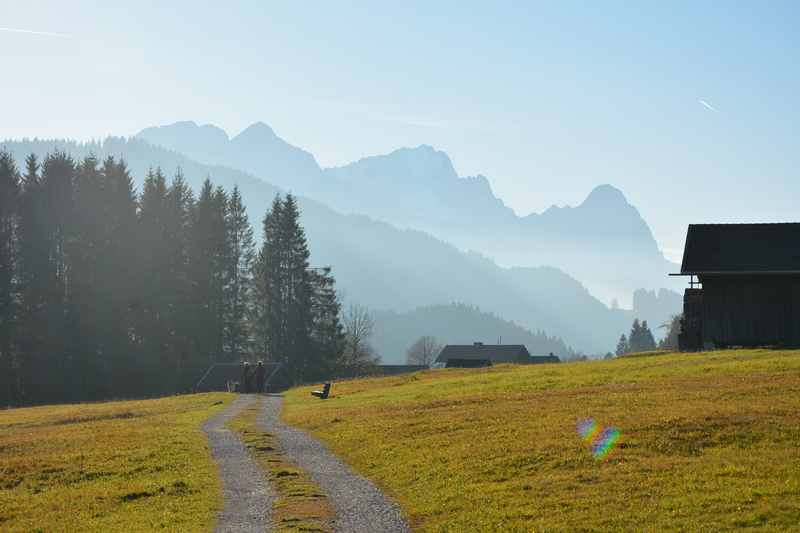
[435,342,560,367]
[674,223,800,350]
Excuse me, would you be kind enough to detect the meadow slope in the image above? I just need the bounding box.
[283,350,800,532]
[0,393,233,532]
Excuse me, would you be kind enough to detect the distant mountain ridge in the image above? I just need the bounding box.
[137,121,321,192]
[136,121,680,305]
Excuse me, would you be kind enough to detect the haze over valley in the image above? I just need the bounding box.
[4,125,682,359]
[138,121,681,308]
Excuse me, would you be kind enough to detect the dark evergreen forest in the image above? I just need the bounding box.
[0,150,346,406]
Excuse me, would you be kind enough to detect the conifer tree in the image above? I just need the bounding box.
[255,194,318,383]
[188,178,229,369]
[68,155,107,400]
[36,151,76,403]
[640,320,657,351]
[16,154,47,404]
[101,157,140,396]
[224,186,255,361]
[164,170,195,391]
[628,319,643,352]
[253,195,284,362]
[211,185,230,361]
[615,334,628,356]
[281,195,314,383]
[0,151,19,406]
[136,167,171,393]
[190,179,218,365]
[308,267,345,379]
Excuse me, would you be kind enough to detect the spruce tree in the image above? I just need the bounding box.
[308,267,345,380]
[136,167,171,394]
[254,194,317,384]
[101,157,139,397]
[68,155,106,400]
[628,319,642,353]
[211,185,229,361]
[164,170,195,392]
[189,179,218,365]
[640,320,657,351]
[16,154,47,404]
[43,152,76,402]
[615,334,628,356]
[224,186,255,361]
[281,195,313,383]
[188,179,230,369]
[253,195,285,362]
[0,151,19,406]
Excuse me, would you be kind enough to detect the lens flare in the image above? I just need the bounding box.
[591,427,621,459]
[576,418,621,459]
[577,418,600,444]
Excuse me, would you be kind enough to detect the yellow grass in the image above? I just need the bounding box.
[283,349,800,532]
[0,392,233,532]
[228,400,334,532]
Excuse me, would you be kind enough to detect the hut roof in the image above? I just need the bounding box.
[680,223,800,275]
[435,343,530,364]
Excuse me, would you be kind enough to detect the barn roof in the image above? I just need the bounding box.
[435,344,530,364]
[680,223,800,275]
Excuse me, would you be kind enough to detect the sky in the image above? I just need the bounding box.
[2,1,799,261]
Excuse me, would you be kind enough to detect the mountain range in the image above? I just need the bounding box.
[138,121,682,306]
[3,123,682,360]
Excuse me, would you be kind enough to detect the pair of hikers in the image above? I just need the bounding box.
[241,361,266,393]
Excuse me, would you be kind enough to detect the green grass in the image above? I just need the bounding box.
[227,401,334,532]
[0,393,233,532]
[282,349,800,532]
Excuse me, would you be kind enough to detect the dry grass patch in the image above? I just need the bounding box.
[0,393,233,532]
[228,401,334,532]
[283,349,800,532]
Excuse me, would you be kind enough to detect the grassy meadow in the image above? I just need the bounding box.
[0,393,233,532]
[283,349,800,532]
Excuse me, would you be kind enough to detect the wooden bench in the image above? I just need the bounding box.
[311,382,331,399]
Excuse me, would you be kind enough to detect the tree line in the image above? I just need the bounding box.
[615,319,657,356]
[0,150,358,406]
[615,315,682,356]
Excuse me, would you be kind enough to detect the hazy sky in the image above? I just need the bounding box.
[2,1,799,261]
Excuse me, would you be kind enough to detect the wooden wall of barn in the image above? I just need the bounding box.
[699,274,800,347]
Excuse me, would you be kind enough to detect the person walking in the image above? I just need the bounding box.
[255,361,266,393]
[241,361,251,393]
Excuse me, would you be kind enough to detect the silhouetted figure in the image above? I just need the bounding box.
[255,361,265,393]
[241,362,251,393]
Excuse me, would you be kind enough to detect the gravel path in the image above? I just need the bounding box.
[257,395,411,533]
[203,395,274,533]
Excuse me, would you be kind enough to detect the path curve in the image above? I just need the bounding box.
[203,395,274,533]
[257,395,410,533]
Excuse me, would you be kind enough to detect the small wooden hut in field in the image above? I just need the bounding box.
[674,223,800,349]
[435,342,560,367]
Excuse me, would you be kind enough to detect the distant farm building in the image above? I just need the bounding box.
[675,223,800,350]
[435,343,560,368]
